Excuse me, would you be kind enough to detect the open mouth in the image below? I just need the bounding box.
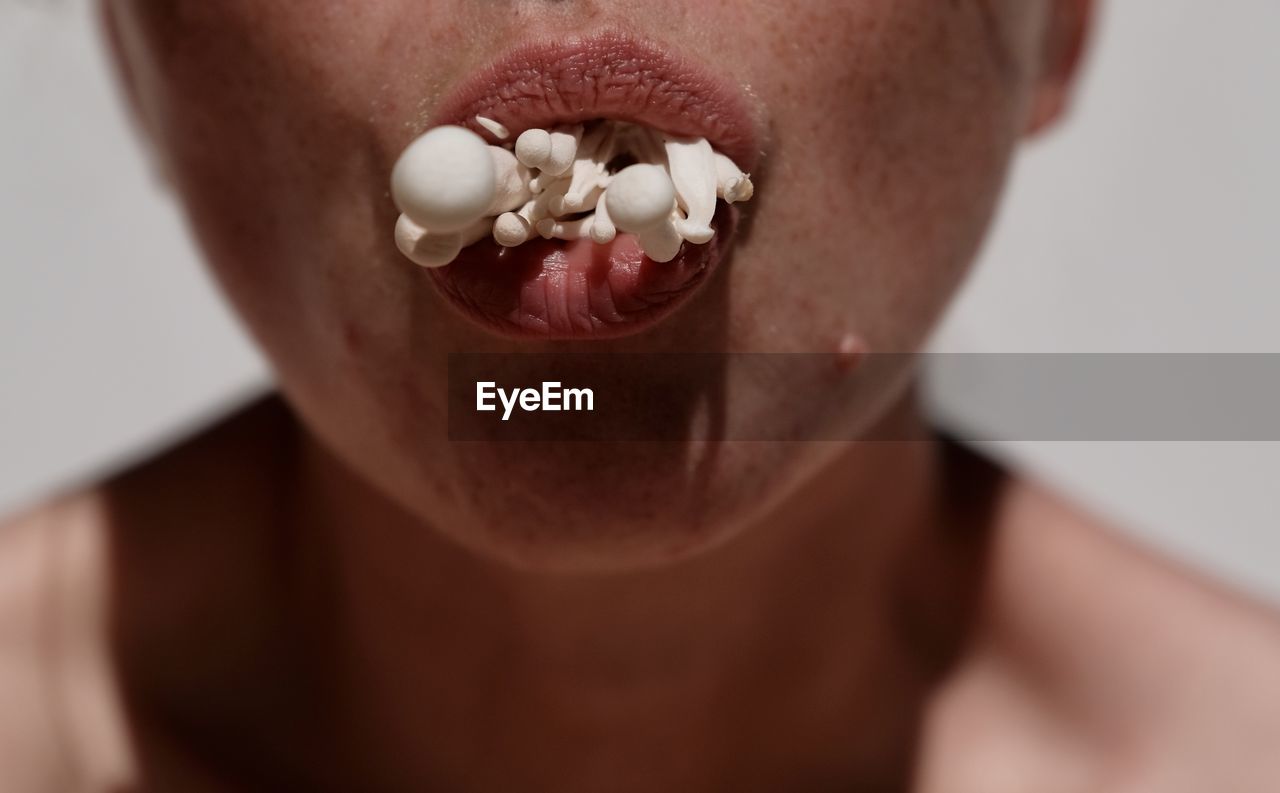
[400,33,762,340]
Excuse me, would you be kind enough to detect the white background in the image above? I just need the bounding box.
[2,2,1278,598]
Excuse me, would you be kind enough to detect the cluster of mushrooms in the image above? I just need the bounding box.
[390,117,754,267]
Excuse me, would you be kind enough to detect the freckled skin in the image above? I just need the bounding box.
[104,0,1060,568]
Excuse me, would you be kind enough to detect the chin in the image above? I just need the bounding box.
[430,439,819,573]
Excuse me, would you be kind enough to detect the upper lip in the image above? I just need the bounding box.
[431,31,763,172]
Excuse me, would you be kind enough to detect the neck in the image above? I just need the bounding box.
[284,399,988,792]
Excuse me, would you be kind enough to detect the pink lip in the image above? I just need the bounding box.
[418,32,762,340]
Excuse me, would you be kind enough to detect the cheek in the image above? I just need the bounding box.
[118,0,486,394]
[730,0,1033,352]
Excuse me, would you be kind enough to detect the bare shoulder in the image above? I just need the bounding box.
[0,490,130,792]
[0,395,296,792]
[0,489,114,658]
[921,473,1280,793]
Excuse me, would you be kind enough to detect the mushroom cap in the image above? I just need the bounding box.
[391,125,495,233]
[605,164,676,232]
[514,128,553,169]
[492,212,531,247]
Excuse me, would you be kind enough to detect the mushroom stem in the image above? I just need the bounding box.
[636,213,685,263]
[589,191,617,244]
[664,135,718,245]
[395,214,490,268]
[713,152,754,203]
[474,115,510,140]
[536,215,594,241]
[486,146,533,215]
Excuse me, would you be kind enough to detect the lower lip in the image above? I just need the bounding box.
[428,204,736,339]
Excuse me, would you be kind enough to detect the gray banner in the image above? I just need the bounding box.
[447,353,1280,441]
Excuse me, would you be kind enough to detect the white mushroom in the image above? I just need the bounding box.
[492,199,539,248]
[527,171,556,195]
[514,128,552,171]
[514,125,583,177]
[485,146,532,215]
[391,125,496,233]
[391,119,755,267]
[535,215,594,241]
[605,164,674,230]
[543,125,584,177]
[551,184,605,217]
[663,135,718,245]
[713,152,754,204]
[552,162,607,214]
[605,164,684,263]
[474,115,510,140]
[395,214,490,268]
[628,209,685,263]
[530,175,572,220]
[555,124,617,212]
[589,190,617,244]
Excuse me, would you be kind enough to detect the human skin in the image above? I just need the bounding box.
[101,0,1081,569]
[5,1,1280,792]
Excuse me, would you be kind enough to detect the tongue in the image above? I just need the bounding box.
[443,233,711,336]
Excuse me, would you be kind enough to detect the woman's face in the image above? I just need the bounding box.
[105,0,1078,568]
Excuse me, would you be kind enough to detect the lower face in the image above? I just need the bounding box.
[109,0,1042,569]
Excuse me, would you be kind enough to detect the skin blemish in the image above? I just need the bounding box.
[834,332,868,374]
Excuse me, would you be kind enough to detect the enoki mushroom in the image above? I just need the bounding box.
[390,117,754,268]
